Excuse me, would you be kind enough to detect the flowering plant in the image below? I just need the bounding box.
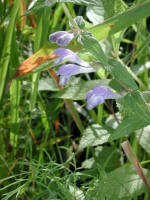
[49,30,121,109]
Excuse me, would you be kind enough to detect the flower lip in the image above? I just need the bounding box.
[53,48,91,67]
[57,64,95,76]
[57,64,95,86]
[86,86,121,110]
[49,31,74,46]
[53,47,95,86]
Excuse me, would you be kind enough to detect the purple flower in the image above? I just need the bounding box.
[86,86,121,110]
[53,48,95,85]
[53,48,90,67]
[57,64,95,85]
[49,31,74,46]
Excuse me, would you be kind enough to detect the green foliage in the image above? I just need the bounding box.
[110,91,150,140]
[52,78,110,100]
[79,124,110,150]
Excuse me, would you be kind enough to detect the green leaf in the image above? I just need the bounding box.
[88,0,150,41]
[110,116,147,141]
[136,125,150,154]
[58,0,98,6]
[99,165,149,199]
[38,77,59,91]
[79,124,110,150]
[52,79,111,100]
[10,79,21,147]
[110,91,150,140]
[143,91,150,103]
[71,16,85,29]
[30,7,51,111]
[82,146,118,172]
[86,0,126,25]
[107,58,138,90]
[32,60,54,74]
[0,0,19,104]
[122,91,150,122]
[80,32,108,65]
[80,33,137,90]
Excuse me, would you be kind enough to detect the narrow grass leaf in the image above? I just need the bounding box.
[58,0,98,6]
[0,0,19,104]
[30,7,51,110]
[10,80,21,147]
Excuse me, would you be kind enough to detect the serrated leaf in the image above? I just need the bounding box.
[107,58,138,90]
[79,124,110,150]
[110,91,150,140]
[136,125,150,154]
[52,79,111,100]
[80,33,108,65]
[38,77,59,91]
[88,0,150,41]
[122,91,150,122]
[80,33,137,90]
[82,146,118,172]
[110,116,147,141]
[100,165,149,199]
[57,0,98,6]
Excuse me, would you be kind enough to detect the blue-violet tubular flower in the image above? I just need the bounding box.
[49,31,74,46]
[86,86,121,110]
[53,48,90,67]
[57,64,95,86]
[53,48,95,85]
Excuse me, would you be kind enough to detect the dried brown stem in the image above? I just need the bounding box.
[121,140,150,192]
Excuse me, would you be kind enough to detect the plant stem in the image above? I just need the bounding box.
[61,3,81,31]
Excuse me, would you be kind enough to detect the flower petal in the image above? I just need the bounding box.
[59,75,70,86]
[57,33,74,46]
[57,64,95,85]
[54,48,90,67]
[57,64,95,76]
[86,86,121,110]
[93,86,121,99]
[49,31,67,42]
[49,31,74,46]
[86,90,93,100]
[86,93,104,110]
